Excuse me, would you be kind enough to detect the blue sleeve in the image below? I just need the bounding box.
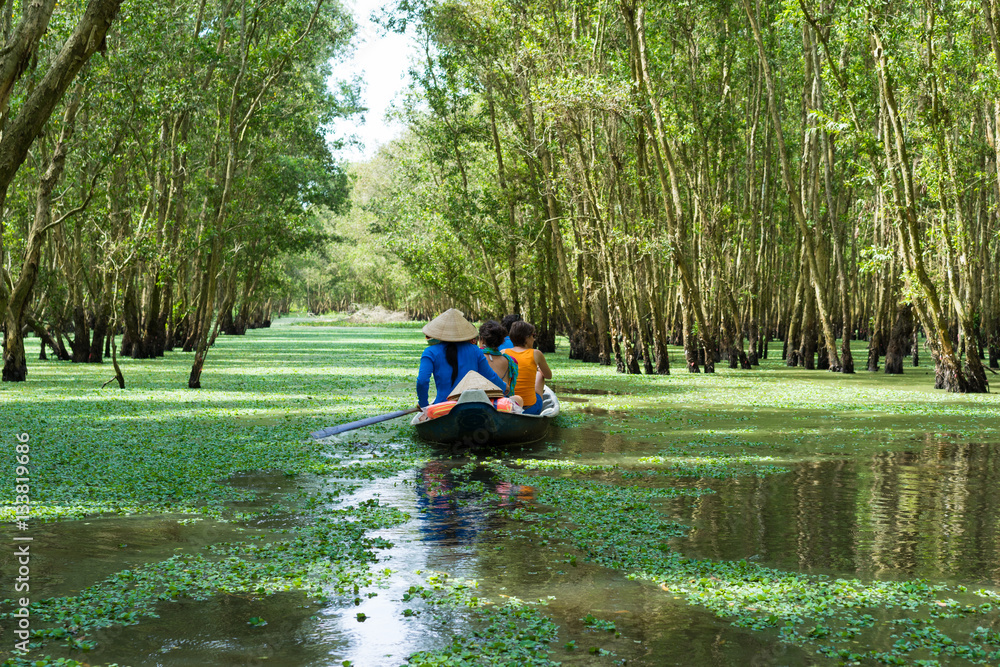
[476,352,510,396]
[417,350,434,407]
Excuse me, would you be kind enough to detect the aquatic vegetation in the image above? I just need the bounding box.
[511,458,619,474]
[581,614,617,632]
[637,451,788,477]
[0,327,436,661]
[485,457,1000,664]
[2,659,118,667]
[292,320,426,329]
[405,604,560,666]
[403,574,561,666]
[0,327,429,522]
[0,495,409,658]
[3,326,1000,664]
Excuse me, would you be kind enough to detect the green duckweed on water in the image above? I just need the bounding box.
[1,318,999,665]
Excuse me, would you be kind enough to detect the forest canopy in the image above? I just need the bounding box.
[0,0,359,386]
[3,0,1000,395]
[313,0,1000,394]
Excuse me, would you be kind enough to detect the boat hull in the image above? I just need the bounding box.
[413,387,560,446]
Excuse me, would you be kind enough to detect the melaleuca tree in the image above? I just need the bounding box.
[1,0,362,386]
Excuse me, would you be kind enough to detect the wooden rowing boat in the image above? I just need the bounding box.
[411,386,560,446]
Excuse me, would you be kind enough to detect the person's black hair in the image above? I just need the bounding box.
[509,321,535,347]
[500,313,522,333]
[445,342,459,385]
[479,320,506,348]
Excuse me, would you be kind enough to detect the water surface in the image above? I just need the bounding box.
[11,420,1000,665]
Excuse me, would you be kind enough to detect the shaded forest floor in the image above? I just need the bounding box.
[2,316,1000,665]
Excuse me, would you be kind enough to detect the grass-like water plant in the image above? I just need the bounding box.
[1,322,999,665]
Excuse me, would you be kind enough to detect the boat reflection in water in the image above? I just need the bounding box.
[415,460,534,545]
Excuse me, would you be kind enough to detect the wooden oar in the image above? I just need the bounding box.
[310,407,420,439]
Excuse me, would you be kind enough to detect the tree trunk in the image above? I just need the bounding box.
[872,29,971,392]
[70,305,89,362]
[800,292,817,370]
[1,312,26,380]
[107,333,124,389]
[625,3,718,372]
[0,0,123,214]
[140,279,165,357]
[742,0,841,371]
[0,0,59,116]
[885,304,913,374]
[188,237,221,388]
[867,272,890,371]
[747,317,759,366]
[786,254,806,367]
[2,90,85,380]
[88,301,108,363]
[25,316,64,361]
[120,274,141,357]
[680,290,699,373]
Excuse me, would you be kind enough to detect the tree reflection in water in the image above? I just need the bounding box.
[676,441,1000,584]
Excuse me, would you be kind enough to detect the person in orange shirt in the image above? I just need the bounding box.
[504,321,552,416]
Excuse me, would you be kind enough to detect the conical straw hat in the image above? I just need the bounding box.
[448,370,504,399]
[423,308,478,342]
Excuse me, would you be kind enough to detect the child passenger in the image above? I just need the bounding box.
[478,320,523,409]
[504,321,552,416]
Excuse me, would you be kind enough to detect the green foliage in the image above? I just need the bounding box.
[0,325,430,657]
[284,160,424,314]
[338,0,1000,399]
[4,325,1000,664]
[1,0,362,374]
[581,614,616,632]
[407,602,560,665]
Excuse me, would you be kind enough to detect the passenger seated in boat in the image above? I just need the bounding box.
[478,320,524,409]
[417,309,509,408]
[498,313,522,351]
[505,321,553,416]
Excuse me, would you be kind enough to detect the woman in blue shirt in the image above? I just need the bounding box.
[417,309,509,407]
